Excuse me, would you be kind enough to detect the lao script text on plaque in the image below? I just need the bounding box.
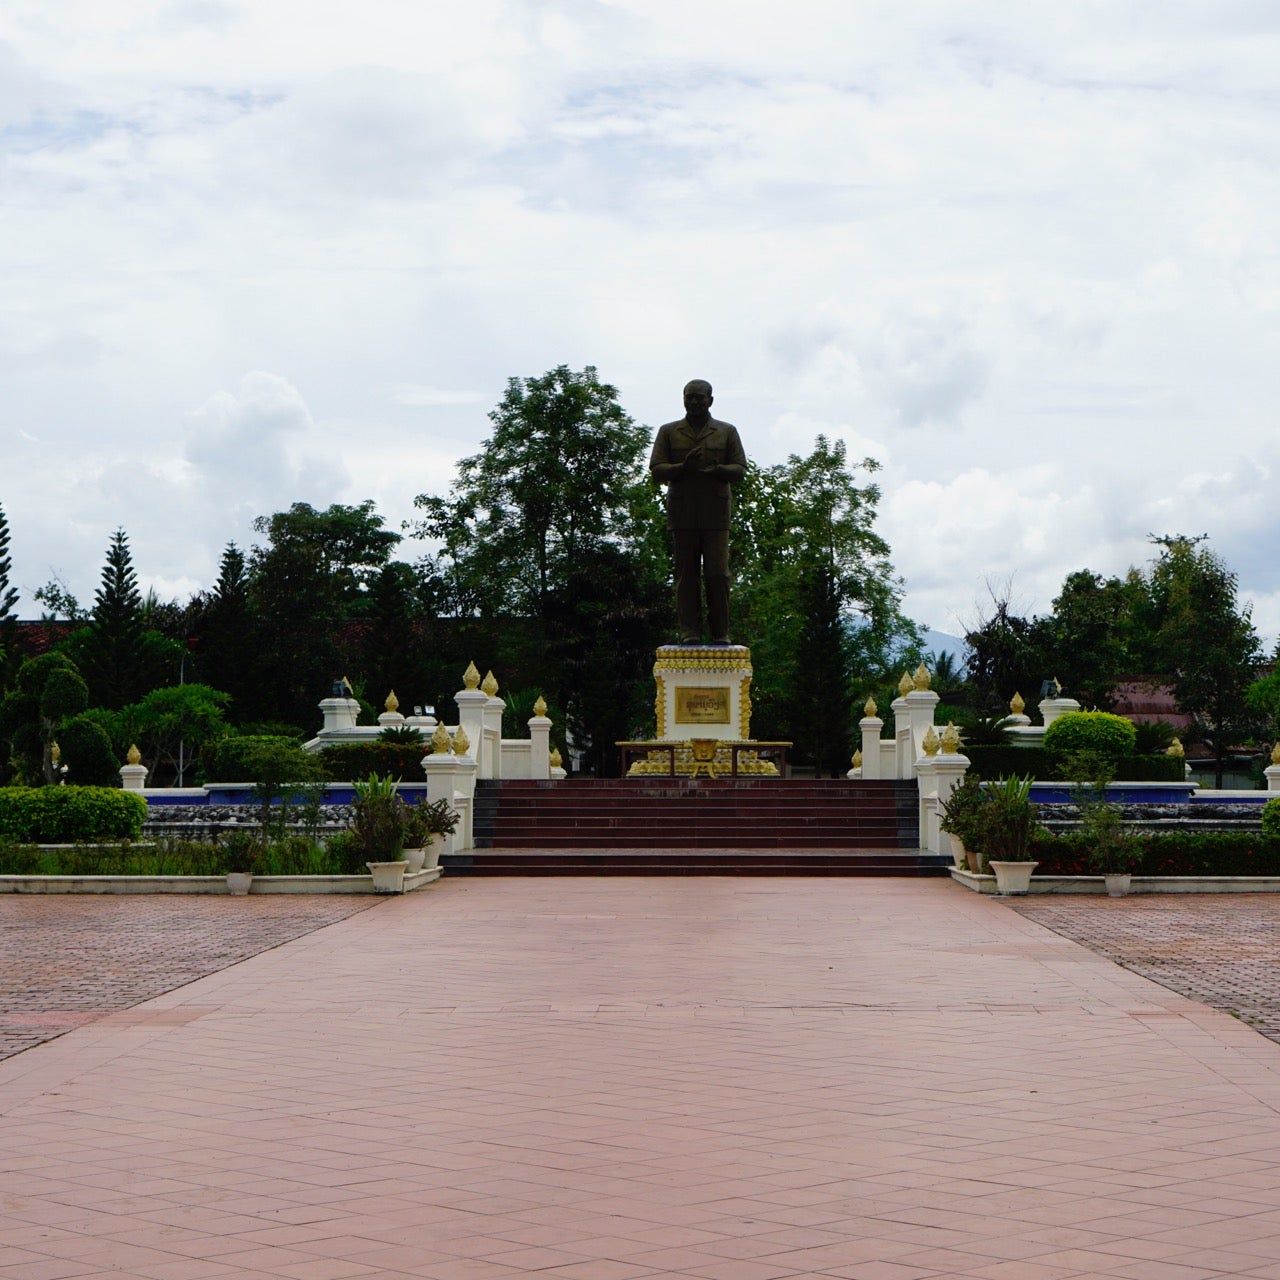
[675,686,731,725]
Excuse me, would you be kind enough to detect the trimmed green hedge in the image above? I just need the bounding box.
[1043,710,1137,757]
[318,742,427,781]
[204,735,310,781]
[1031,830,1280,877]
[962,746,1184,782]
[0,787,147,843]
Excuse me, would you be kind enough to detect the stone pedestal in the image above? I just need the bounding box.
[653,645,753,742]
[1266,764,1280,793]
[119,763,148,791]
[859,714,884,780]
[319,697,361,734]
[527,714,552,781]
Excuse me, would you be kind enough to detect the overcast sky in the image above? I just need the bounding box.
[3,2,1279,643]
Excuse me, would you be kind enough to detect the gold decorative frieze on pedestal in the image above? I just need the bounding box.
[653,645,753,741]
[627,644,785,776]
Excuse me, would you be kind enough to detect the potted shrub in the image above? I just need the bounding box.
[938,771,987,872]
[217,829,263,895]
[403,798,459,873]
[1080,795,1144,897]
[980,775,1040,894]
[351,774,408,892]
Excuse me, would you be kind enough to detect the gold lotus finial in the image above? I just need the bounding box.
[1010,691,1025,716]
[897,671,914,697]
[922,725,940,757]
[549,746,563,769]
[852,748,863,769]
[126,743,141,766]
[940,722,962,754]
[452,726,470,756]
[384,689,399,713]
[533,695,548,718]
[864,695,877,718]
[913,662,931,691]
[463,661,481,690]
[481,669,499,698]
[431,723,452,754]
[1168,737,1186,759]
[49,740,61,766]
[1272,741,1280,767]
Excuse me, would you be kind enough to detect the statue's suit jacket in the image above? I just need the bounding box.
[649,417,748,531]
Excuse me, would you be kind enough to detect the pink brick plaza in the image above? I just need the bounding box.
[5,880,1280,1278]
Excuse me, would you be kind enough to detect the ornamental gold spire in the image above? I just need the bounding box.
[431,723,452,754]
[49,741,61,765]
[1010,691,1025,716]
[1272,741,1280,767]
[463,661,481,690]
[852,748,863,769]
[481,670,499,698]
[897,671,914,697]
[126,743,141,766]
[864,695,877,718]
[940,722,962,754]
[913,662,931,691]
[533,695,548,718]
[549,746,563,769]
[922,725,940,757]
[385,690,399,713]
[1168,737,1186,759]
[452,726,470,756]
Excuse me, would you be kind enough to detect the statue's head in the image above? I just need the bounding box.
[683,379,713,418]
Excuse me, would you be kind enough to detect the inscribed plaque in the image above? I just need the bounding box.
[675,686,731,725]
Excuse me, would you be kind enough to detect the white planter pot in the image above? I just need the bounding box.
[366,860,407,893]
[404,847,426,874]
[423,835,444,871]
[1104,872,1132,898]
[988,860,1038,895]
[225,872,253,896]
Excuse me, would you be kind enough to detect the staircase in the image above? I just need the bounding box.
[450,778,947,875]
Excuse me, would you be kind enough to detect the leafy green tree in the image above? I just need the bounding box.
[361,562,431,710]
[247,503,400,726]
[122,683,231,785]
[80,529,147,708]
[1143,535,1262,787]
[790,557,853,775]
[1044,570,1143,708]
[542,543,670,774]
[732,437,918,741]
[0,652,90,783]
[33,576,87,622]
[412,365,656,619]
[963,585,1056,712]
[253,501,401,614]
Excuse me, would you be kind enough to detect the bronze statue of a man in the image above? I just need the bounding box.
[649,380,748,645]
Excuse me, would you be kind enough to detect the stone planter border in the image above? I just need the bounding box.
[0,868,442,895]
[951,869,1280,895]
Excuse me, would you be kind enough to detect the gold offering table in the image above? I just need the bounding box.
[619,644,789,777]
[618,739,791,778]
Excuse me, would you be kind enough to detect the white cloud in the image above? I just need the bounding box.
[1,2,1279,646]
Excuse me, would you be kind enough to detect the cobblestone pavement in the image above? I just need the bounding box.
[1010,893,1280,1045]
[0,896,378,1061]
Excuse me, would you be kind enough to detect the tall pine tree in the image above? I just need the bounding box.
[0,502,19,680]
[83,529,146,709]
[196,543,257,718]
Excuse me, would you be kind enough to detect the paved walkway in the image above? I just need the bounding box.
[5,879,1280,1278]
[0,897,377,1062]
[1013,894,1280,1048]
